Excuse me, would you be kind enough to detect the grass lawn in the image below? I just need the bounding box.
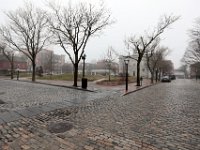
[96,76,136,85]
[18,72,137,85]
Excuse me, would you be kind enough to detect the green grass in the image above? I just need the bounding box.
[17,72,32,78]
[18,72,136,84]
[104,76,136,82]
[96,76,137,85]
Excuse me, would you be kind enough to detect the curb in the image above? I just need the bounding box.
[5,79,96,93]
[35,81,97,93]
[122,84,155,96]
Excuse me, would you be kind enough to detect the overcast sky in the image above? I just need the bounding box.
[0,0,200,68]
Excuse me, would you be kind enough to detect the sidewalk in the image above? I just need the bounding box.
[15,77,153,95]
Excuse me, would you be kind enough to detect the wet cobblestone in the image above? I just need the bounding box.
[0,80,115,112]
[0,79,199,149]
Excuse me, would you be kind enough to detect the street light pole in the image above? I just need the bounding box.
[17,64,19,80]
[81,54,87,89]
[124,59,129,92]
[82,54,86,78]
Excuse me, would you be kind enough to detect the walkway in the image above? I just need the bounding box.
[16,77,152,94]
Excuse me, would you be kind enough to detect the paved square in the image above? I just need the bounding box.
[0,79,199,150]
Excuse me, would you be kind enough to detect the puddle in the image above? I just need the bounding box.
[47,122,73,133]
[0,100,5,104]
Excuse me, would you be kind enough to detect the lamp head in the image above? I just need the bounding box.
[82,54,86,60]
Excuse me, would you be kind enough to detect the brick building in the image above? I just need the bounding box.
[0,50,27,75]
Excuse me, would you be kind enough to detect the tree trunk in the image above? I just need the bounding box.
[136,61,140,86]
[10,61,14,79]
[159,69,161,81]
[10,55,14,79]
[155,69,158,82]
[73,63,78,87]
[151,69,155,84]
[151,72,154,84]
[32,61,36,82]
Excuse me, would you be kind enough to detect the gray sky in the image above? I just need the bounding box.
[0,0,200,68]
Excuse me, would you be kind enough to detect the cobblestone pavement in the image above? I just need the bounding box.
[0,80,117,112]
[0,79,200,149]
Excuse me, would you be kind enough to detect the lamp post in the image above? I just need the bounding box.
[82,54,86,78]
[82,54,87,89]
[17,64,19,80]
[124,59,129,92]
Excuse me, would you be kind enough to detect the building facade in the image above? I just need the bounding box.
[0,54,27,75]
[118,54,150,78]
[33,49,66,74]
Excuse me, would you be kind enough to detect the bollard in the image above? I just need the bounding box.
[140,76,143,86]
[17,70,19,80]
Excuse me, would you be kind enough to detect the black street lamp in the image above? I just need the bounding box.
[17,64,19,80]
[82,54,87,89]
[82,54,86,78]
[124,59,129,92]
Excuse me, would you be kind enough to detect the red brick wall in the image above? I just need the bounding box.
[0,60,27,70]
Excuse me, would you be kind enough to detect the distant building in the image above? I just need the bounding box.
[33,49,66,74]
[77,60,119,76]
[174,70,185,79]
[118,54,150,78]
[90,60,118,76]
[0,54,27,75]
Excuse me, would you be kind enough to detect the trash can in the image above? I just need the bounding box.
[82,78,87,89]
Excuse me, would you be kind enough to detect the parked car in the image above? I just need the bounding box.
[169,74,176,80]
[161,75,171,82]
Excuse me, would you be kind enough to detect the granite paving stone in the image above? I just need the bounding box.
[0,118,5,124]
[0,79,199,149]
[0,111,21,123]
[14,108,38,118]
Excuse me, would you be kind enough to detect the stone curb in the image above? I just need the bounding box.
[122,83,156,96]
[35,81,97,93]
[5,79,96,93]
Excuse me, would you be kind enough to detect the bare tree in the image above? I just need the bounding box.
[47,2,113,86]
[146,40,169,83]
[146,38,160,83]
[178,64,188,78]
[183,40,200,64]
[183,18,200,64]
[103,46,115,81]
[0,2,50,81]
[159,60,174,75]
[190,18,200,40]
[127,15,179,86]
[39,50,54,74]
[0,43,15,79]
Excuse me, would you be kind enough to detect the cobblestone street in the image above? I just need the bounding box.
[0,79,200,150]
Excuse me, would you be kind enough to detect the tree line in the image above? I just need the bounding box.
[182,18,200,78]
[0,1,179,86]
